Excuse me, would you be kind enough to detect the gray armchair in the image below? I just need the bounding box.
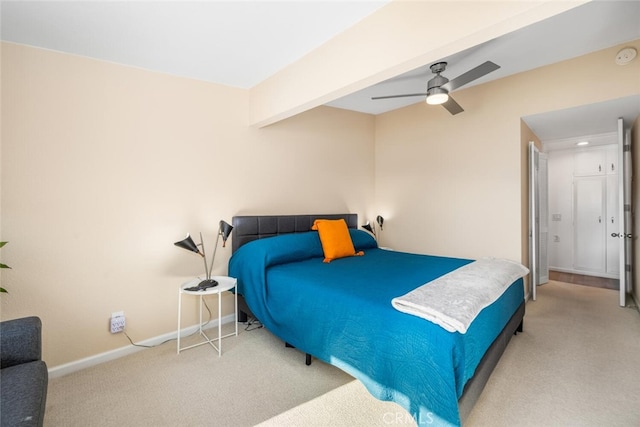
[0,316,48,427]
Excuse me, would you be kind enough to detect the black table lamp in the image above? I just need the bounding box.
[175,220,234,291]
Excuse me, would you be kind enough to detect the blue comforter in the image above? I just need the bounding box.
[229,230,524,426]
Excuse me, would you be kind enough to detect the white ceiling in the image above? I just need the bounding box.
[2,0,639,142]
[0,0,390,89]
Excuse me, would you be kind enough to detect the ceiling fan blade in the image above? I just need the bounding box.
[442,96,464,115]
[371,93,427,100]
[441,61,500,92]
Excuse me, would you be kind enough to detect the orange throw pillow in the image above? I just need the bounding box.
[311,219,364,263]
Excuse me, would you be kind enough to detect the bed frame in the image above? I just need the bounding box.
[230,213,524,422]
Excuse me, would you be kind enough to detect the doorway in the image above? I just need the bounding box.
[545,138,619,282]
[524,96,640,306]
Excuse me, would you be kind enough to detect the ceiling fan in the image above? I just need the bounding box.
[371,61,500,115]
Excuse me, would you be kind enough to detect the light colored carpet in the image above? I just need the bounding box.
[45,281,640,426]
[465,280,640,427]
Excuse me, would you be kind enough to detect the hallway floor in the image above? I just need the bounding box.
[549,270,619,290]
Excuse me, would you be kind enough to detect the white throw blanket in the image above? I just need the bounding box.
[391,257,529,334]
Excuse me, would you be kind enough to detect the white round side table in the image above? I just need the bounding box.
[177,275,238,356]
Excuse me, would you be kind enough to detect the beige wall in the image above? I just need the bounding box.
[0,42,375,368]
[374,41,640,264]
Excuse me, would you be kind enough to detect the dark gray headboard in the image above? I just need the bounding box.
[232,213,357,253]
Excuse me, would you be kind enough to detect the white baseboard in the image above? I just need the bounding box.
[48,314,236,379]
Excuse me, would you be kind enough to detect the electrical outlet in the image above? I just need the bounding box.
[110,311,125,333]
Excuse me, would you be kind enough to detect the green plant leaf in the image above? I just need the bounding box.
[1,242,10,292]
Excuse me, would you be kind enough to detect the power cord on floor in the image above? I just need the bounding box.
[123,331,163,348]
[122,298,214,348]
[244,316,263,331]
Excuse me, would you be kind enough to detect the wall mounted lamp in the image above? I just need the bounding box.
[362,222,376,239]
[362,215,385,240]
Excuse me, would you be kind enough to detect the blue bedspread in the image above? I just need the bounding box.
[229,230,524,426]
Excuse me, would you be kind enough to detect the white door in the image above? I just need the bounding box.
[606,174,619,276]
[616,118,633,306]
[539,152,549,284]
[529,141,549,301]
[574,176,606,272]
[529,142,538,301]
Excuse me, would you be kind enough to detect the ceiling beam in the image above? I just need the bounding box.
[249,0,588,128]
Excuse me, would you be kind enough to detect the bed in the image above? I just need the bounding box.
[228,213,526,426]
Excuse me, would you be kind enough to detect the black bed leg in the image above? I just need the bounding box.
[285,343,312,365]
[515,320,524,335]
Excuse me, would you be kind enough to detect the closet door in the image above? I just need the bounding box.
[574,176,606,272]
[606,174,619,275]
[574,150,605,176]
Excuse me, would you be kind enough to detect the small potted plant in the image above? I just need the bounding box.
[0,242,10,294]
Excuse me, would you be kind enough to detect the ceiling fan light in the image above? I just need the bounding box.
[426,87,449,105]
[426,92,448,105]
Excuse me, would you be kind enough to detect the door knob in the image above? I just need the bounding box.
[612,232,634,239]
